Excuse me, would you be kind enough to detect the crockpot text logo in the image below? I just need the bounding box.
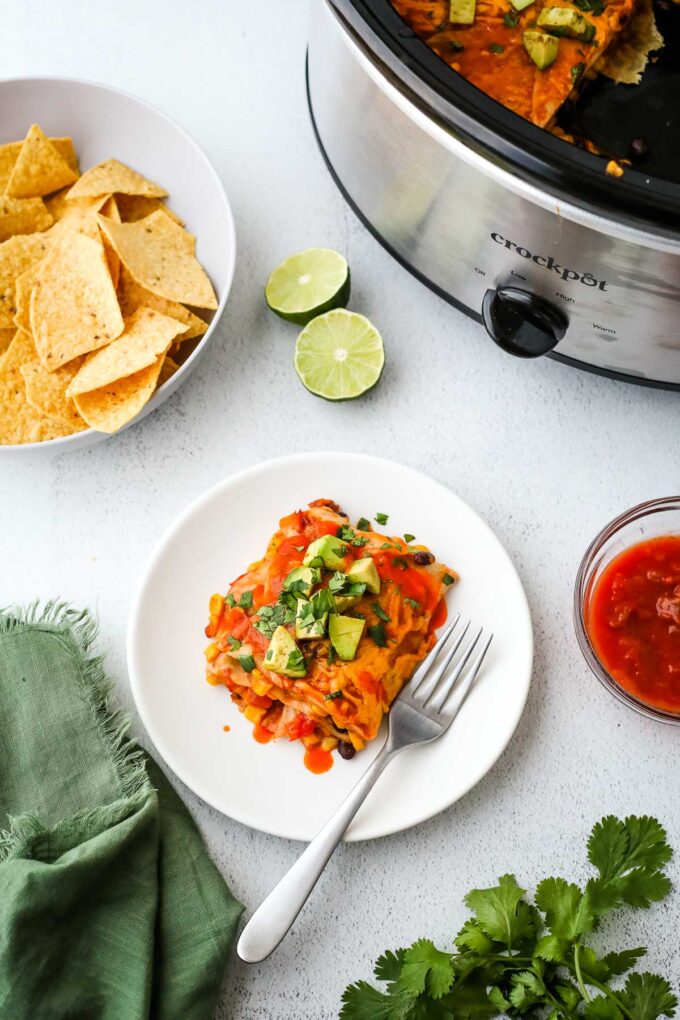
[490,233,608,291]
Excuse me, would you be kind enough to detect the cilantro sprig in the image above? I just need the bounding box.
[340,816,676,1020]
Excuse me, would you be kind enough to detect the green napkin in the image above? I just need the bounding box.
[0,603,243,1019]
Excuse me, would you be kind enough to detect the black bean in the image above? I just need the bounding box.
[628,137,649,162]
[412,550,435,566]
[338,740,356,760]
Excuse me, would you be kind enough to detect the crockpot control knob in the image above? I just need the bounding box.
[482,287,568,358]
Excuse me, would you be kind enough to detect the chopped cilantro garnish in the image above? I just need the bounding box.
[404,597,421,611]
[392,557,408,571]
[375,512,389,526]
[225,593,236,608]
[227,635,241,649]
[337,524,355,542]
[253,599,296,638]
[571,61,586,81]
[403,533,416,544]
[324,690,343,701]
[372,602,390,623]
[448,39,465,51]
[490,42,505,53]
[307,556,324,569]
[327,644,337,667]
[503,10,519,25]
[328,572,366,598]
[442,572,455,585]
[238,654,255,672]
[238,590,253,608]
[381,542,395,550]
[356,517,370,532]
[286,648,305,674]
[368,623,388,647]
[352,536,369,547]
[573,0,604,14]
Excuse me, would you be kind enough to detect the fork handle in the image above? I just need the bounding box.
[237,742,396,963]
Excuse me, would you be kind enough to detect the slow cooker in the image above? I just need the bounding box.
[307,0,680,387]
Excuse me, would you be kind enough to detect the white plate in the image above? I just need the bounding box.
[128,453,533,841]
[0,77,235,454]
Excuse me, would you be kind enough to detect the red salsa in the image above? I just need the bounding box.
[586,535,680,712]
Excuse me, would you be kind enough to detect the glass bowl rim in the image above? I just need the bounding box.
[573,495,680,725]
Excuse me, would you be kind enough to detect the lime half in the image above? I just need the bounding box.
[294,309,385,401]
[265,248,350,325]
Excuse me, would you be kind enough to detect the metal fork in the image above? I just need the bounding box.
[237,614,492,963]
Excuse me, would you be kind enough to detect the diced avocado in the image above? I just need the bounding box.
[332,593,362,613]
[523,30,559,69]
[329,615,365,661]
[303,535,348,571]
[295,598,328,641]
[510,0,535,11]
[537,6,594,40]
[347,557,381,595]
[264,625,306,677]
[283,565,321,596]
[450,0,476,23]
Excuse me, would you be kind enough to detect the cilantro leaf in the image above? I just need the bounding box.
[604,948,647,977]
[375,512,389,525]
[508,970,545,1010]
[455,920,496,955]
[356,517,371,532]
[535,876,594,940]
[339,981,406,1020]
[372,602,390,622]
[238,654,255,672]
[586,816,672,913]
[374,949,406,985]
[396,939,455,1000]
[238,590,253,608]
[585,996,624,1020]
[464,874,536,950]
[368,623,388,647]
[620,973,677,1020]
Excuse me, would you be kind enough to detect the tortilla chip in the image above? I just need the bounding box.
[157,354,180,387]
[597,0,663,84]
[0,233,53,329]
[66,159,167,201]
[68,306,186,396]
[20,358,87,429]
[0,330,71,444]
[115,194,183,225]
[0,196,53,242]
[30,230,124,371]
[5,124,79,198]
[13,261,41,334]
[0,137,78,192]
[73,355,165,433]
[116,265,208,340]
[0,326,15,360]
[97,211,218,309]
[98,195,121,288]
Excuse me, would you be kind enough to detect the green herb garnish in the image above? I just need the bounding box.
[504,10,519,25]
[337,525,355,542]
[327,645,337,667]
[368,623,388,647]
[356,517,371,531]
[324,690,343,701]
[392,557,409,571]
[490,42,505,53]
[238,591,253,609]
[253,599,296,639]
[227,635,242,649]
[286,648,305,674]
[372,603,390,623]
[571,61,586,80]
[341,815,676,1020]
[225,593,236,608]
[404,597,421,611]
[442,572,455,585]
[238,654,255,673]
[375,512,389,526]
[328,572,366,598]
[448,39,465,51]
[573,0,604,15]
[353,536,369,547]
[403,533,416,544]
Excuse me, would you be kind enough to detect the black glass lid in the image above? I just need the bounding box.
[331,0,680,233]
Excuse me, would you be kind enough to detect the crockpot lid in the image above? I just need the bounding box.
[331,0,680,232]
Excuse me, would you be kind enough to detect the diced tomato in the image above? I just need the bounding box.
[285,713,318,741]
[246,692,273,709]
[221,607,269,654]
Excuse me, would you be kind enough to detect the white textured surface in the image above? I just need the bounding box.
[1,3,679,1018]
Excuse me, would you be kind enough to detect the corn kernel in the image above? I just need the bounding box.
[349,734,365,751]
[244,705,267,725]
[251,677,272,697]
[320,737,338,752]
[209,593,224,618]
[302,734,321,748]
[204,642,220,663]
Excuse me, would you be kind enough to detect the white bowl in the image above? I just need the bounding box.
[0,76,236,454]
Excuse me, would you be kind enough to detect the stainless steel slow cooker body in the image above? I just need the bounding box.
[308,0,680,387]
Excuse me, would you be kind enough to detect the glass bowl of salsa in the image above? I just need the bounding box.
[574,497,680,723]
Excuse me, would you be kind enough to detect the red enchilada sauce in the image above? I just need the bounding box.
[586,535,680,712]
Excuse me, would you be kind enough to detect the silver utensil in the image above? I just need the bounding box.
[237,614,492,964]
